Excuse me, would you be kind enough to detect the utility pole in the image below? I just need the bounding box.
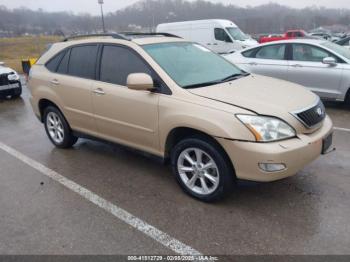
[98,0,106,33]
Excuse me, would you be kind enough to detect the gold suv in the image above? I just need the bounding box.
[29,33,333,201]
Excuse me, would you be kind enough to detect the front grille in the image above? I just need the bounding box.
[0,73,10,86]
[292,99,326,128]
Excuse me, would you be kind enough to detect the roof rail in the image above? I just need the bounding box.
[62,33,128,42]
[120,32,182,39]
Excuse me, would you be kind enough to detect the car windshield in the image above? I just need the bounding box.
[226,27,249,41]
[321,41,350,60]
[143,42,244,88]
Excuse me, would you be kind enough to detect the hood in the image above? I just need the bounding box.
[188,74,317,116]
[0,66,16,75]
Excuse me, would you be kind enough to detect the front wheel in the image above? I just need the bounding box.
[171,137,235,202]
[43,106,78,148]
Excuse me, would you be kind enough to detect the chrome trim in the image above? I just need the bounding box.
[290,97,325,129]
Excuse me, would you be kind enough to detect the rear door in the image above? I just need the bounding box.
[91,45,159,154]
[287,43,344,99]
[45,44,98,133]
[239,43,289,80]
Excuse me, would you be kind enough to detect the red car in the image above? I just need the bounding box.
[259,30,308,43]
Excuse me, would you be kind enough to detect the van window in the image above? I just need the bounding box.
[68,45,98,79]
[100,45,151,86]
[46,51,65,72]
[214,28,232,42]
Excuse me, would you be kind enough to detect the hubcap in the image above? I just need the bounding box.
[46,112,64,144]
[177,148,220,195]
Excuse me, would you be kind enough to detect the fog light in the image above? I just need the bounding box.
[259,163,286,173]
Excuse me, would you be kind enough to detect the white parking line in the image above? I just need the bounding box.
[334,127,350,133]
[0,141,201,256]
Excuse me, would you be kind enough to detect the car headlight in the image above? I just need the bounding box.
[8,72,19,81]
[236,114,296,142]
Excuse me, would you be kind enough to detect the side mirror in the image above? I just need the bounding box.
[127,73,155,91]
[323,57,337,66]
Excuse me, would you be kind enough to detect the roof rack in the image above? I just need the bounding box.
[62,33,128,42]
[119,32,182,39]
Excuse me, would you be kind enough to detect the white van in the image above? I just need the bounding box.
[156,19,258,54]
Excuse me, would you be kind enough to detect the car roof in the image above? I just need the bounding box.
[241,39,327,53]
[36,36,187,65]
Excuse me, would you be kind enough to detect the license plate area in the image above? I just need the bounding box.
[322,132,333,154]
[0,83,19,91]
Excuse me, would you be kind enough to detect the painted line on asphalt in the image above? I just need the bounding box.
[334,127,350,133]
[0,141,202,256]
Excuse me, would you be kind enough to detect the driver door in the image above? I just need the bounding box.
[91,45,160,154]
[287,43,344,99]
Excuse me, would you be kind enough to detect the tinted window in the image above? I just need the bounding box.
[292,44,335,62]
[100,45,151,86]
[46,51,65,72]
[214,28,231,42]
[255,44,286,60]
[68,45,98,79]
[242,48,256,58]
[57,50,70,74]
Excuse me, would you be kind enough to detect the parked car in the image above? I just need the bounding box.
[28,33,333,202]
[157,19,258,54]
[310,32,332,41]
[259,30,309,43]
[336,36,350,50]
[225,39,350,104]
[0,62,22,99]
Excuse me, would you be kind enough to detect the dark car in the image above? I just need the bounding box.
[0,62,22,99]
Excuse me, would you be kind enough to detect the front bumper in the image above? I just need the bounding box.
[218,115,333,182]
[0,81,22,97]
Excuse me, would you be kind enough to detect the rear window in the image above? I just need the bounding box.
[68,45,98,79]
[46,51,65,72]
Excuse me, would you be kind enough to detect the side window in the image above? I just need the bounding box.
[286,32,293,37]
[46,51,65,72]
[57,49,70,74]
[100,45,152,86]
[68,45,98,79]
[295,32,303,37]
[214,28,232,42]
[242,48,257,58]
[255,44,286,60]
[292,44,334,62]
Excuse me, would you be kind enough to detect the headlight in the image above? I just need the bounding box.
[236,114,296,142]
[8,72,19,81]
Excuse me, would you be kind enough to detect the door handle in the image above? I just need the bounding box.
[50,79,60,86]
[207,43,212,45]
[93,88,105,95]
[212,43,218,46]
[291,64,303,68]
[249,62,258,66]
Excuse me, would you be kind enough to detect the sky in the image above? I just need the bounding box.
[0,0,349,14]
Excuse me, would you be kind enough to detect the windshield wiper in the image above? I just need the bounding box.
[220,72,250,82]
[183,72,250,89]
[183,80,223,89]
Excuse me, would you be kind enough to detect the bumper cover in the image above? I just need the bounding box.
[218,115,333,182]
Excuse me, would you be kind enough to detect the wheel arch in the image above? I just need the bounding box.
[164,127,236,176]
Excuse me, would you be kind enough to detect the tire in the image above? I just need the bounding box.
[43,106,78,148]
[345,90,350,106]
[10,82,22,99]
[171,137,235,202]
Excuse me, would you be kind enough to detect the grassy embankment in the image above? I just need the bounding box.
[0,36,61,73]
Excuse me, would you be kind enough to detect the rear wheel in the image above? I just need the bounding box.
[43,106,78,148]
[171,137,235,202]
[345,89,350,106]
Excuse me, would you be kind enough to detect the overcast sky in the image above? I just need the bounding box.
[0,0,349,14]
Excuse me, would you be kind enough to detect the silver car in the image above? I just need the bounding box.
[225,39,350,104]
